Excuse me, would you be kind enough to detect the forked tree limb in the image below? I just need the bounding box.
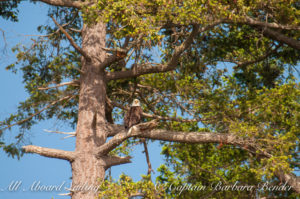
[96,130,130,156]
[96,120,159,156]
[23,145,76,161]
[103,155,132,169]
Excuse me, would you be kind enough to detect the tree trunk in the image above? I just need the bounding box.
[71,22,107,199]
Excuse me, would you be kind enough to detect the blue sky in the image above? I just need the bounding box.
[0,2,164,199]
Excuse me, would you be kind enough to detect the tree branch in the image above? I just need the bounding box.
[43,129,76,139]
[103,155,132,169]
[276,170,300,193]
[51,16,91,61]
[242,16,300,31]
[23,145,76,161]
[132,128,300,193]
[106,21,222,81]
[96,131,130,156]
[106,124,126,137]
[234,44,281,68]
[260,28,300,50]
[96,120,159,156]
[133,129,242,145]
[141,139,153,175]
[37,80,79,90]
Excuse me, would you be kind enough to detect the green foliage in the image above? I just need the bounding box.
[156,80,299,198]
[0,0,20,22]
[98,174,166,198]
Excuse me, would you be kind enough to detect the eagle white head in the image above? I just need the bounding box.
[131,99,141,107]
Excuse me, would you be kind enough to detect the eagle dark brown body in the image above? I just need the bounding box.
[124,104,143,129]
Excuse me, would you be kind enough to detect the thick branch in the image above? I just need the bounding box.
[242,16,300,31]
[134,129,300,193]
[96,120,158,156]
[106,21,222,80]
[103,155,132,169]
[51,16,91,61]
[107,124,126,137]
[99,53,125,70]
[276,170,300,193]
[260,28,300,50]
[96,132,130,156]
[99,37,131,69]
[23,145,75,161]
[133,129,241,145]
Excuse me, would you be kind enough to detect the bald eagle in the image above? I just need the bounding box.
[124,99,143,130]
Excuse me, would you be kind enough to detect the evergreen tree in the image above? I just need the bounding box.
[1,0,299,198]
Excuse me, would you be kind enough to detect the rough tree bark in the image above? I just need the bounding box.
[71,22,107,199]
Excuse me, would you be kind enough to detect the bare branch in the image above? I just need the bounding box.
[0,28,7,52]
[23,145,75,161]
[43,129,76,139]
[37,80,79,90]
[103,155,132,169]
[133,129,242,145]
[51,16,91,61]
[58,193,71,196]
[69,28,82,33]
[141,139,153,175]
[44,129,76,135]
